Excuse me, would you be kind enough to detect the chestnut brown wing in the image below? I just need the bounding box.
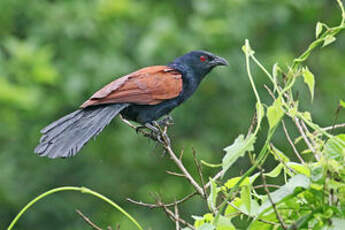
[81,66,182,108]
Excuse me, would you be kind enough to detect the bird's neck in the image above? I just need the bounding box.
[168,63,205,102]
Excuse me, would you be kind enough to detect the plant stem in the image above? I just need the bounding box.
[7,186,143,230]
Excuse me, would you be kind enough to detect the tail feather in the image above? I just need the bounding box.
[35,103,129,158]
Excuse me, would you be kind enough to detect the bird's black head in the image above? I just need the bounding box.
[170,50,229,78]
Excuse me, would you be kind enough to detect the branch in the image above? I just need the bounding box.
[246,112,257,138]
[164,144,205,197]
[263,84,305,164]
[127,192,197,209]
[76,209,105,230]
[128,168,224,210]
[192,147,207,198]
[132,193,196,230]
[319,122,345,132]
[120,116,205,197]
[282,120,305,164]
[159,201,195,230]
[253,184,281,189]
[166,170,186,177]
[294,117,320,160]
[259,169,287,230]
[226,202,279,226]
[301,120,317,147]
[174,202,180,230]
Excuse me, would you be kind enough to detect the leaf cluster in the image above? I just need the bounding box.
[189,1,345,229]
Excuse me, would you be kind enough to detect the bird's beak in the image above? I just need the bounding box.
[211,56,229,66]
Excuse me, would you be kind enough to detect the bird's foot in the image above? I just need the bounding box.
[152,121,171,147]
[157,115,174,128]
[135,123,159,134]
[136,121,171,147]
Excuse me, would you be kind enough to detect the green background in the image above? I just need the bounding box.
[0,0,344,229]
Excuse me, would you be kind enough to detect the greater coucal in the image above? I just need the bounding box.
[35,51,228,158]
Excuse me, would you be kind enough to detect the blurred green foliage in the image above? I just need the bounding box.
[0,0,344,229]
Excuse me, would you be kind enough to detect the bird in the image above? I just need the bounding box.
[34,50,228,158]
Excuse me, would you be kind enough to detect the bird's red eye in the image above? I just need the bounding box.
[200,56,207,62]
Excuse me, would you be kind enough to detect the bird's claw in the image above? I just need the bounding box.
[136,121,171,147]
[158,115,174,128]
[135,126,145,134]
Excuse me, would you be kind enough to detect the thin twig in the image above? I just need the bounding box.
[246,112,257,138]
[329,105,342,135]
[166,170,186,177]
[264,84,304,164]
[192,147,207,198]
[174,202,180,230]
[320,122,345,132]
[179,148,185,161]
[76,209,103,230]
[294,117,319,160]
[264,84,276,99]
[226,202,279,226]
[253,184,281,189]
[164,144,205,197]
[282,120,305,164]
[159,201,195,230]
[270,143,296,174]
[259,169,287,230]
[205,170,224,188]
[301,120,318,148]
[126,192,197,209]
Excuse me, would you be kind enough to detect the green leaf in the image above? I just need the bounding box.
[241,185,251,213]
[222,134,256,174]
[224,177,250,189]
[287,162,310,177]
[249,172,260,184]
[270,145,290,163]
[323,35,336,47]
[224,198,242,216]
[198,223,215,230]
[224,197,259,217]
[267,97,284,129]
[258,174,310,214]
[302,67,315,101]
[194,214,214,228]
[207,178,218,212]
[286,212,312,229]
[204,213,214,222]
[323,134,345,161]
[201,160,222,168]
[315,22,323,38]
[248,212,278,230]
[249,199,260,216]
[328,218,345,230]
[289,101,299,117]
[302,111,312,121]
[310,163,324,182]
[340,100,345,108]
[265,163,284,178]
[215,216,235,230]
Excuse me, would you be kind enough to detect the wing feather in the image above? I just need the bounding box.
[81,66,182,108]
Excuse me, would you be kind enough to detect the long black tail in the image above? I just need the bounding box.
[34,103,129,158]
